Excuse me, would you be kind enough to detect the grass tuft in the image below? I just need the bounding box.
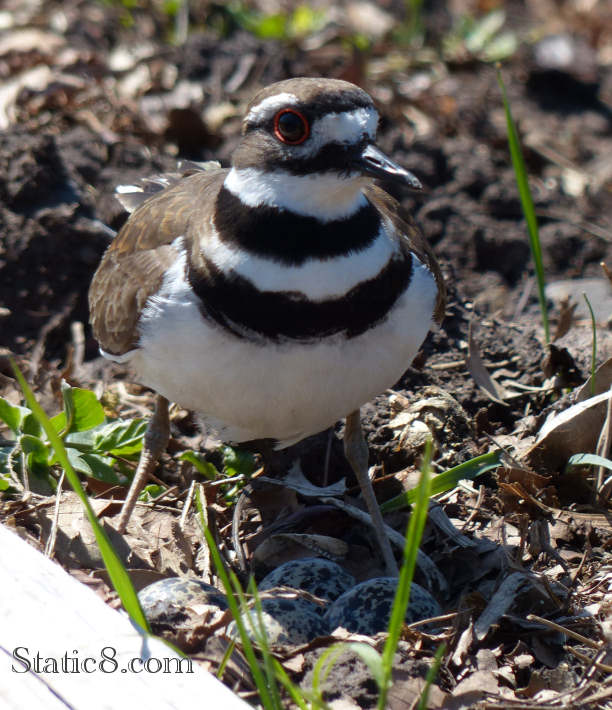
[377,439,434,709]
[496,66,550,344]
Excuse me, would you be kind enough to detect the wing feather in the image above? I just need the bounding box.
[89,168,227,355]
[364,184,446,324]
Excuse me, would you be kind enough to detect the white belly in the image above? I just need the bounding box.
[129,257,436,447]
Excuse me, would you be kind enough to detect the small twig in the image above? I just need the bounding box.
[148,485,179,506]
[461,484,485,531]
[595,385,612,503]
[566,645,612,674]
[70,321,85,373]
[574,678,612,705]
[526,614,600,649]
[231,485,251,573]
[180,479,196,530]
[44,471,64,559]
[406,611,461,629]
[204,474,248,488]
[601,261,612,284]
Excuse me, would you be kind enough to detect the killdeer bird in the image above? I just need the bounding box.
[89,77,445,573]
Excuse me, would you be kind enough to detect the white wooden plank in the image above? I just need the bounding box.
[0,523,250,710]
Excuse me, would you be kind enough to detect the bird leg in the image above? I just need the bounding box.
[344,409,398,576]
[117,394,170,534]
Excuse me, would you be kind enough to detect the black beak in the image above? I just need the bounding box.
[353,143,422,190]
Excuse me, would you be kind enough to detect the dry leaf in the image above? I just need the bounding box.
[524,390,612,472]
[475,572,529,640]
[467,319,508,405]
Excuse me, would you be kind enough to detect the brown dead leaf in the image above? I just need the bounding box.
[34,492,138,568]
[576,357,612,401]
[447,669,499,709]
[467,319,509,405]
[387,674,448,709]
[553,296,577,341]
[282,653,305,674]
[498,465,552,494]
[497,465,560,514]
[524,390,612,472]
[451,619,474,666]
[475,572,530,640]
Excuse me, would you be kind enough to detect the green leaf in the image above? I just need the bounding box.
[289,5,325,36]
[254,13,287,38]
[380,450,502,513]
[0,397,31,435]
[63,429,97,451]
[61,382,106,433]
[0,473,9,491]
[50,412,67,433]
[222,445,256,478]
[20,434,51,475]
[11,359,150,633]
[178,450,219,479]
[92,419,146,457]
[21,412,42,437]
[0,447,11,474]
[65,448,120,483]
[567,453,612,472]
[139,483,166,501]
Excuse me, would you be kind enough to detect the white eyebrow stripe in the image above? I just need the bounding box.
[302,107,378,154]
[246,93,299,122]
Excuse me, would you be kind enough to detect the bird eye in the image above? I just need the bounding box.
[273,108,309,145]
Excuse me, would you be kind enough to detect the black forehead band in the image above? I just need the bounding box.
[244,90,374,131]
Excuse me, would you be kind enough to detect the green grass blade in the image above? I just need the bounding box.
[567,453,612,472]
[247,577,283,710]
[216,637,236,679]
[378,440,433,710]
[271,658,310,710]
[195,486,278,709]
[10,359,150,632]
[380,450,501,513]
[312,644,349,705]
[416,642,446,710]
[496,66,549,344]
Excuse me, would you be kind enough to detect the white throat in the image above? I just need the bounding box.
[224,167,369,222]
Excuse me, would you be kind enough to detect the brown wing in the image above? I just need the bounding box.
[89,169,227,356]
[364,184,446,324]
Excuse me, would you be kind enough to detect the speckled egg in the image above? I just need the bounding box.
[258,558,356,604]
[138,577,228,627]
[228,591,328,645]
[324,578,441,635]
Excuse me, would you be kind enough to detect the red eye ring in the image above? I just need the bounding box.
[273,108,310,145]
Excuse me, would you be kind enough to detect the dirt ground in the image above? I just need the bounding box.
[1,0,612,708]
